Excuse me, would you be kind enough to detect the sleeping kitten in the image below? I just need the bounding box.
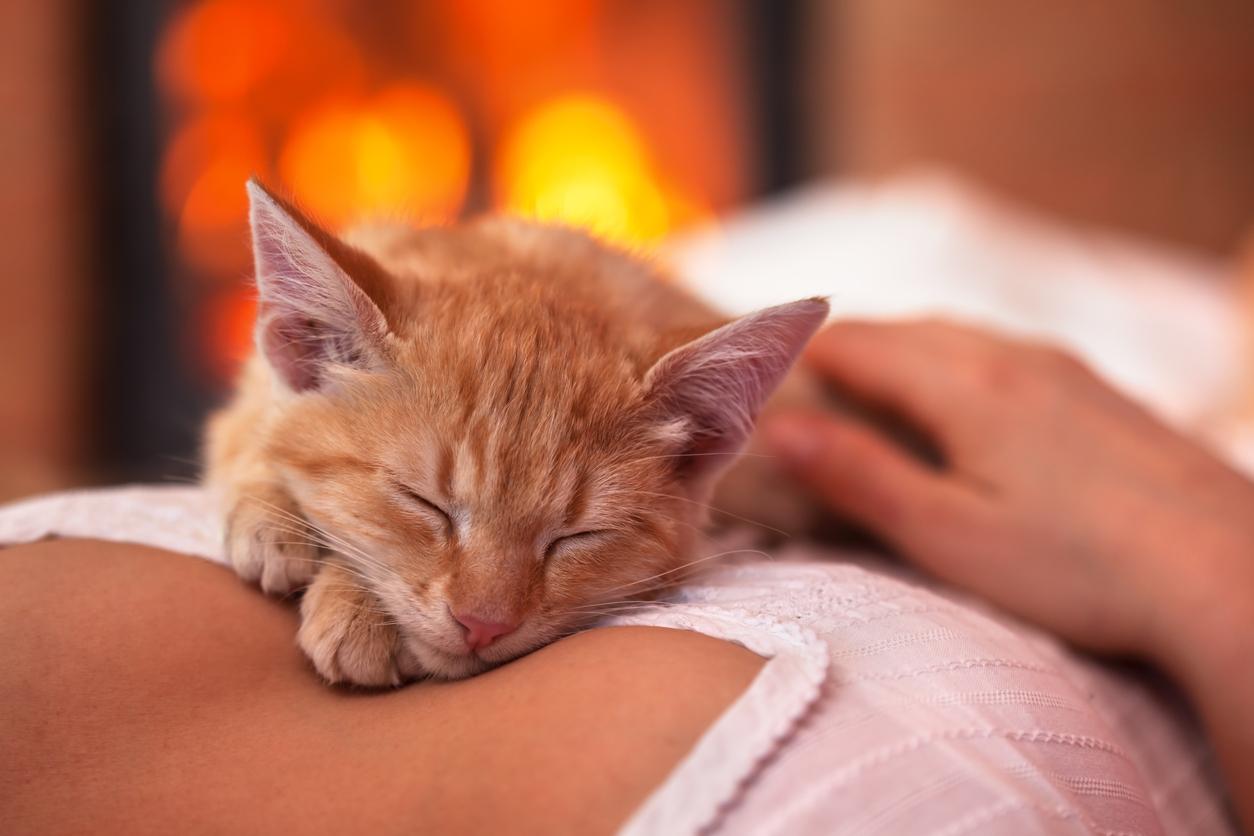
[205,180,827,686]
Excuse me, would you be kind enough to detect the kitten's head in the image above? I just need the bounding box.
[246,180,827,678]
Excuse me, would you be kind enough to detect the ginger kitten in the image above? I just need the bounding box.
[205,180,827,686]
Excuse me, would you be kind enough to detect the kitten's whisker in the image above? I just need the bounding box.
[242,498,344,551]
[308,580,397,604]
[158,473,205,487]
[553,600,659,620]
[598,547,772,597]
[617,450,783,466]
[243,499,396,578]
[614,489,789,538]
[244,522,377,570]
[562,596,669,609]
[549,603,693,639]
[310,534,398,578]
[238,516,398,597]
[596,558,715,596]
[559,603,673,618]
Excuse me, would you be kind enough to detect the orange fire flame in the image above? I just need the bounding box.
[157,1,720,380]
[279,84,471,228]
[497,95,671,245]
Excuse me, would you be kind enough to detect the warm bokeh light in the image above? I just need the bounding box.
[445,0,599,63]
[279,84,471,227]
[156,0,288,103]
[155,1,737,380]
[157,0,367,124]
[161,113,267,275]
[199,288,257,381]
[496,95,676,245]
[177,155,263,276]
[160,113,267,215]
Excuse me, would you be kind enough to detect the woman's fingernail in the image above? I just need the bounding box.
[763,418,823,464]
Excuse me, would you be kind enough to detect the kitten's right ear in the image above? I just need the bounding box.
[644,297,829,489]
[247,179,391,392]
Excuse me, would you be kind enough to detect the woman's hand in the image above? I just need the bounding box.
[762,319,1254,675]
[763,318,1254,832]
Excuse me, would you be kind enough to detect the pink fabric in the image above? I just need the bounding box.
[0,487,1236,835]
[615,551,1234,836]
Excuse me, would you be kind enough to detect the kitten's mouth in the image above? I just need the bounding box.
[401,634,498,679]
[394,607,542,679]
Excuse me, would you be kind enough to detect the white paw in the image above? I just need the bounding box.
[224,492,321,595]
[298,563,425,687]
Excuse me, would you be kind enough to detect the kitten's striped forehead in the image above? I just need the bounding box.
[442,432,592,532]
[412,300,646,531]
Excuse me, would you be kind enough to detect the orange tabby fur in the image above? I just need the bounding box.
[205,181,826,686]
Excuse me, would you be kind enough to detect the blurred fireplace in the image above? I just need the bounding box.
[13,0,1247,500]
[87,0,801,486]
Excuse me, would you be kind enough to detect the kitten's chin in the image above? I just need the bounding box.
[402,636,493,681]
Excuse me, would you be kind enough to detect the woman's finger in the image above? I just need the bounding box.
[761,411,984,558]
[802,321,977,444]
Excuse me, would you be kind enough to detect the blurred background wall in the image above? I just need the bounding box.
[0,0,1251,501]
[0,1,92,500]
[808,0,1254,254]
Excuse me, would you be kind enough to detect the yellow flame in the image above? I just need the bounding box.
[279,84,471,227]
[496,95,674,246]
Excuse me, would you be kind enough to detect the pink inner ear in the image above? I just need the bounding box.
[247,180,389,392]
[258,310,350,393]
[645,298,829,476]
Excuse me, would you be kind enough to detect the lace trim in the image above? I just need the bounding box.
[0,485,221,562]
[610,606,830,836]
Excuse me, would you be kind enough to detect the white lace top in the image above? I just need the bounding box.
[0,485,1235,836]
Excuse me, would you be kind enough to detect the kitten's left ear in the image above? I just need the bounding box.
[247,179,392,393]
[644,297,829,484]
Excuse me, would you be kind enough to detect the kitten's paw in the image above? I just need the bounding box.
[298,563,422,687]
[224,489,320,595]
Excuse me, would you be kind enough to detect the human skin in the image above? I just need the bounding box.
[0,540,763,836]
[763,318,1254,834]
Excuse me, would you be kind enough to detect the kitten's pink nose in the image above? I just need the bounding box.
[453,612,518,651]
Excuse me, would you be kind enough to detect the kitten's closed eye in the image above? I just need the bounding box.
[545,530,611,560]
[396,484,454,535]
